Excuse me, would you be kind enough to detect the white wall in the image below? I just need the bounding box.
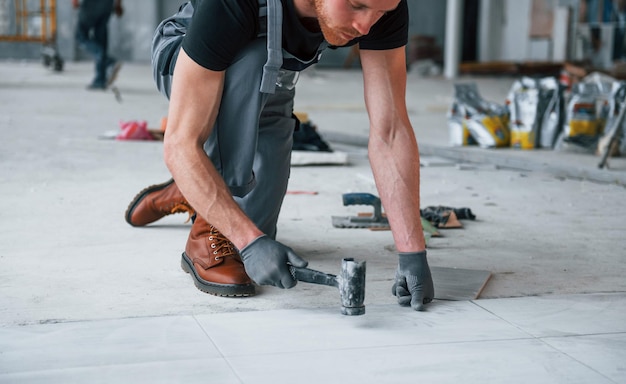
[408,0,447,46]
[478,0,532,61]
[478,0,583,63]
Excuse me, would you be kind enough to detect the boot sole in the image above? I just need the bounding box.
[181,252,256,297]
[124,179,175,227]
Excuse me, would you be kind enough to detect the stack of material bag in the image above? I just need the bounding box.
[448,75,626,157]
[290,112,349,166]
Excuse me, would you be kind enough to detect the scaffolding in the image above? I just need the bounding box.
[0,0,63,71]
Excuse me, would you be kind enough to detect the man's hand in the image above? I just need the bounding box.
[240,235,308,288]
[392,251,434,311]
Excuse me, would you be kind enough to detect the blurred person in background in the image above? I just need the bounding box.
[72,0,123,90]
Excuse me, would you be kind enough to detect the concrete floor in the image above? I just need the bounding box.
[0,61,625,383]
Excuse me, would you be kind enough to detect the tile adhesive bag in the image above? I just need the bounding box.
[448,83,509,148]
[506,77,565,149]
[597,80,626,157]
[447,99,477,147]
[557,72,614,152]
[538,77,566,149]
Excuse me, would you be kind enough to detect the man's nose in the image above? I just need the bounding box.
[352,10,379,36]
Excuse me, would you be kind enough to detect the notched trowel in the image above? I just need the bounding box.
[332,193,390,229]
[331,193,440,242]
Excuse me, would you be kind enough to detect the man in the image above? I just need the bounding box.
[126,0,434,310]
[73,0,123,89]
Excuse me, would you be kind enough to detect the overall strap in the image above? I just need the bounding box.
[258,0,283,94]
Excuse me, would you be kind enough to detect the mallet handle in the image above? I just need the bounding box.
[290,266,339,288]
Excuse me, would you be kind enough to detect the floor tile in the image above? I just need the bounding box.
[194,302,529,357]
[474,293,626,337]
[0,316,216,375]
[0,359,241,384]
[228,338,613,384]
[2,294,623,383]
[542,333,626,383]
[431,266,491,300]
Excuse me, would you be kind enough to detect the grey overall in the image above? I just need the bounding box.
[151,0,315,239]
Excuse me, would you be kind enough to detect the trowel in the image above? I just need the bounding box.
[331,193,441,239]
[331,193,389,229]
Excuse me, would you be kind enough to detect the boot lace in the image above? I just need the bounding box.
[165,202,195,223]
[208,226,236,260]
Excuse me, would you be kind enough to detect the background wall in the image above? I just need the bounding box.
[0,1,170,63]
[0,0,589,69]
[0,0,448,68]
[477,0,583,63]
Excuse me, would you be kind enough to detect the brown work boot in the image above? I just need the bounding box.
[125,179,194,226]
[181,215,256,297]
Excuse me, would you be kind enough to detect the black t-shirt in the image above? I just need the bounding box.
[183,0,408,72]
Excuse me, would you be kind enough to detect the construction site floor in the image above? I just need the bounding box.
[0,61,624,383]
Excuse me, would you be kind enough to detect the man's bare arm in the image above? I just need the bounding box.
[163,48,264,250]
[360,46,433,310]
[360,46,426,252]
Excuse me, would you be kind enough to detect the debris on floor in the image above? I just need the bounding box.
[291,112,349,166]
[99,114,350,166]
[293,112,333,152]
[291,151,349,166]
[286,190,319,195]
[420,156,458,167]
[330,193,477,246]
[99,119,163,141]
[420,206,476,229]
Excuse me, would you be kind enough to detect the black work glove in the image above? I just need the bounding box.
[391,251,434,311]
[240,235,308,289]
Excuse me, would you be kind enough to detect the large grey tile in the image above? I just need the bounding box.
[195,302,529,357]
[431,266,491,300]
[0,316,217,375]
[228,338,613,384]
[474,293,626,337]
[543,333,626,383]
[0,358,240,384]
